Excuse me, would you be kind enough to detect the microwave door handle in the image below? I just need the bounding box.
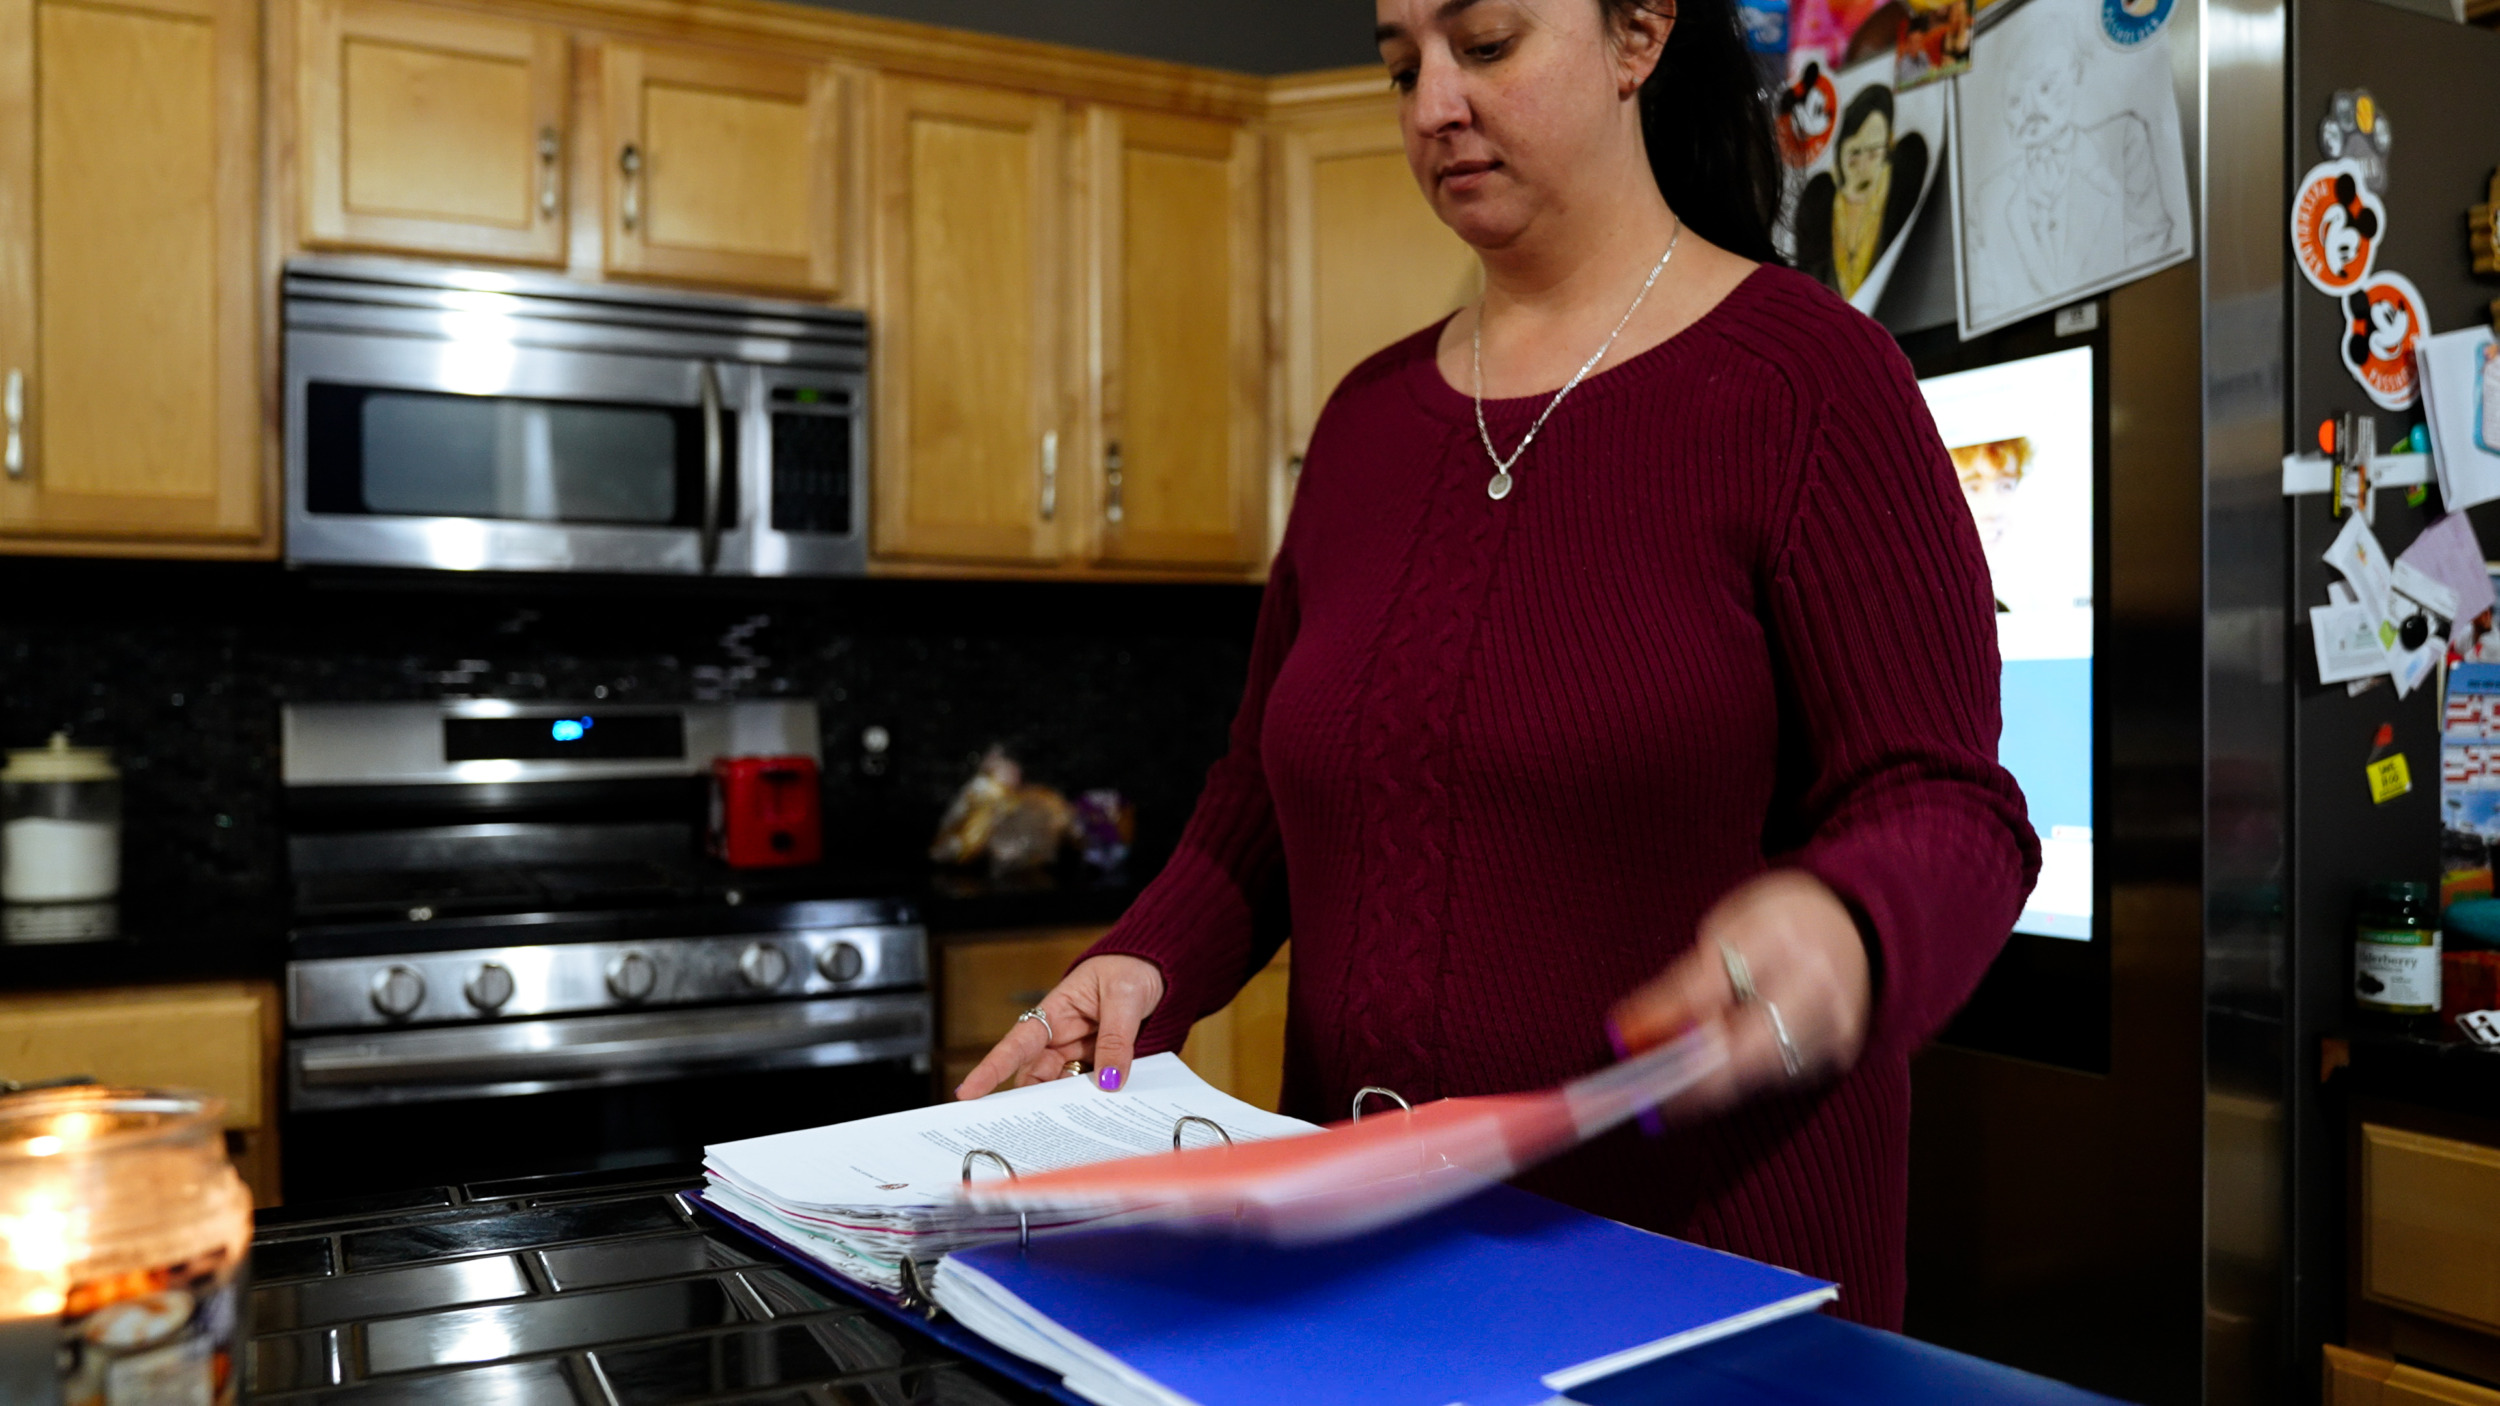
[698,363,723,572]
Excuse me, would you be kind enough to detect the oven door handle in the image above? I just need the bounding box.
[295,999,924,1089]
[698,362,724,573]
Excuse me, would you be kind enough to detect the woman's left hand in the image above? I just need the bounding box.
[1608,870,1873,1115]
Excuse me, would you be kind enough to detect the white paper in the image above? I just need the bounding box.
[709,1053,1312,1214]
[1948,0,2194,337]
[2313,599,2392,684]
[2323,511,2398,624]
[2421,327,2500,511]
[2391,559,2460,623]
[2396,512,2496,646]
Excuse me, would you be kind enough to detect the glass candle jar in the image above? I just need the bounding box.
[1,736,120,905]
[0,1087,252,1406]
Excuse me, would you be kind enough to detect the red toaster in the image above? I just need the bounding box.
[710,755,823,868]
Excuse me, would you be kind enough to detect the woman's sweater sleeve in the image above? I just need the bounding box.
[1075,545,1301,1055]
[1770,325,2043,1060]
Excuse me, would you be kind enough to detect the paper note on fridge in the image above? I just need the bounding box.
[2323,511,2398,621]
[2421,327,2500,511]
[2314,599,2391,683]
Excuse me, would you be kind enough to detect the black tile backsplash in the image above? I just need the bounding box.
[0,558,1259,927]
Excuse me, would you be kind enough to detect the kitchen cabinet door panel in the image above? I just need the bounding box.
[0,0,262,542]
[1275,100,1478,536]
[602,43,843,295]
[300,0,567,264]
[872,78,1064,565]
[1088,108,1264,570]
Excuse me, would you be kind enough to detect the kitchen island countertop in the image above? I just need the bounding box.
[243,1168,2129,1405]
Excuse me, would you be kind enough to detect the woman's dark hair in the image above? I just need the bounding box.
[1597,0,1784,264]
[1838,84,1894,143]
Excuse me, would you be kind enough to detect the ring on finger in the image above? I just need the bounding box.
[1718,940,1760,1006]
[1763,1000,1805,1079]
[1062,1060,1088,1079]
[1015,1007,1056,1044]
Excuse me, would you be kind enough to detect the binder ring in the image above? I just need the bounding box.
[896,1253,940,1318]
[962,1147,1030,1248]
[1171,1115,1233,1150]
[1349,1086,1411,1121]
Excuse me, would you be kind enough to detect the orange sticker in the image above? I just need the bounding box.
[2340,272,2430,412]
[2291,159,2386,296]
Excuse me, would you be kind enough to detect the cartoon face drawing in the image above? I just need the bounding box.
[1838,110,1891,202]
[2363,292,2410,362]
[2002,42,2085,152]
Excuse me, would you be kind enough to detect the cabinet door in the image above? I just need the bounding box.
[1275,102,1479,483]
[1085,108,1265,571]
[298,0,568,264]
[602,42,843,295]
[871,78,1066,565]
[0,0,263,543]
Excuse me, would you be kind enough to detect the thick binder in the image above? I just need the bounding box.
[933,1181,1837,1406]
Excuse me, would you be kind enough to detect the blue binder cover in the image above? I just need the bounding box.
[943,1182,1836,1406]
[1560,1309,2130,1405]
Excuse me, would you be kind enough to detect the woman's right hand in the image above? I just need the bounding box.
[953,954,1166,1100]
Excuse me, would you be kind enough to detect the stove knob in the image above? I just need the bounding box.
[817,940,865,984]
[465,962,516,1013]
[606,951,659,1003]
[369,964,426,1019]
[738,942,791,991]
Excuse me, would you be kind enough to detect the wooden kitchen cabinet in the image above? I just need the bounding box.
[0,982,283,1205]
[296,0,569,264]
[0,0,265,547]
[871,76,1069,566]
[1082,107,1266,571]
[599,40,847,295]
[2327,1345,2500,1406]
[1177,943,1289,1112]
[1269,78,1478,538]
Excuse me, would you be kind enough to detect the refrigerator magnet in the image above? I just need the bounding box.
[2291,160,2386,296]
[2342,272,2432,412]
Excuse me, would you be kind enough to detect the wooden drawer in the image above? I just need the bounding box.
[2363,1123,2500,1333]
[2328,1345,2500,1405]
[941,927,1109,1052]
[0,982,276,1128]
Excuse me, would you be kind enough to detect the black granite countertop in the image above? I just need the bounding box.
[245,1166,1039,1405]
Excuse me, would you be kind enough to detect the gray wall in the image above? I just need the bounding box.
[799,0,1378,73]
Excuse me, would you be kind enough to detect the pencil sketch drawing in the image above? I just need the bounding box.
[1948,0,2193,336]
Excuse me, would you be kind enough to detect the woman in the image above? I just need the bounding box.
[958,0,2036,1329]
[1794,84,1930,300]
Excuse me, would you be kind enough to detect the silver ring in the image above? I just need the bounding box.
[1015,1007,1055,1044]
[1763,1000,1804,1079]
[1719,940,1759,1005]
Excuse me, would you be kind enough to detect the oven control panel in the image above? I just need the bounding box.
[287,923,926,1032]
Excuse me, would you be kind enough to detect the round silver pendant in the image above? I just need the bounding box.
[1487,472,1514,501]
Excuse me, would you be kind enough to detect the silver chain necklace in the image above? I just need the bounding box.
[1472,220,1683,501]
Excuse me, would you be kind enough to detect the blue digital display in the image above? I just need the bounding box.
[549,717,592,743]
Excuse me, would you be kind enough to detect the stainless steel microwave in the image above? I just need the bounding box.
[284,257,867,577]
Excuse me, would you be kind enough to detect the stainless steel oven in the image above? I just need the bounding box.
[284,257,868,577]
[278,698,930,1201]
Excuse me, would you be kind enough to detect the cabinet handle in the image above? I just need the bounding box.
[1103,441,1124,524]
[619,144,642,232]
[1039,430,1058,521]
[537,127,561,217]
[4,369,22,479]
[1287,453,1305,478]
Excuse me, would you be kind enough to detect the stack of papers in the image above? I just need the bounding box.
[702,1054,1316,1293]
[2421,326,2500,512]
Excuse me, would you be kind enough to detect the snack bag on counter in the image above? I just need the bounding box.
[930,747,1079,876]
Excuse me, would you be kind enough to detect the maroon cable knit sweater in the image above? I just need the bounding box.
[1082,264,2039,1328]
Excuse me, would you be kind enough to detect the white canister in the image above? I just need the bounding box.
[1,734,120,904]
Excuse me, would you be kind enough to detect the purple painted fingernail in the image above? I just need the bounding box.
[1605,1017,1631,1061]
[1097,1067,1122,1092]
